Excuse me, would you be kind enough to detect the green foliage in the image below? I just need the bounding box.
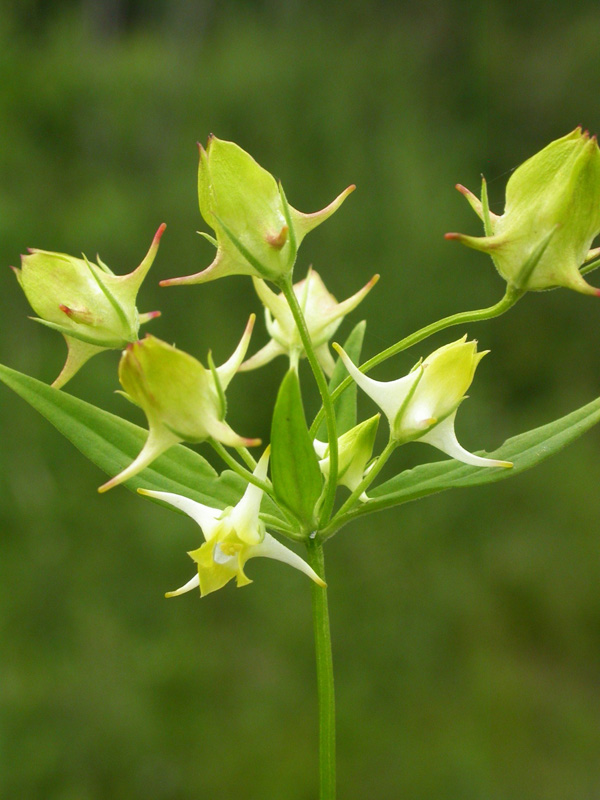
[360,395,600,516]
[271,368,323,530]
[0,362,244,508]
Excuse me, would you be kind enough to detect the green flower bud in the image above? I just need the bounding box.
[446,128,600,294]
[13,225,165,387]
[99,319,259,492]
[334,337,512,469]
[160,136,354,286]
[138,449,325,597]
[240,268,378,376]
[314,414,380,500]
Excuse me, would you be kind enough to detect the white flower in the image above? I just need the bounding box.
[139,449,325,597]
[240,269,378,376]
[333,337,512,469]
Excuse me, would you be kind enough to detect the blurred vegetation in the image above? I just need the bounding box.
[2,1,600,798]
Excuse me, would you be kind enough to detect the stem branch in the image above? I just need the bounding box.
[310,286,523,437]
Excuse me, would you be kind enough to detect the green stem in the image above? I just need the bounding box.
[310,286,523,438]
[279,277,339,527]
[306,539,336,800]
[210,439,272,493]
[235,445,257,469]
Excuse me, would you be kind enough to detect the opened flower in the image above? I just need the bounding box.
[240,269,378,376]
[99,318,259,492]
[13,225,165,387]
[334,337,512,469]
[139,449,325,597]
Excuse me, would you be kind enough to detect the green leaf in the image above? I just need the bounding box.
[352,396,600,518]
[0,362,245,509]
[271,368,323,528]
[317,320,366,440]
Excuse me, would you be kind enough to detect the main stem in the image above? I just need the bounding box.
[306,539,336,800]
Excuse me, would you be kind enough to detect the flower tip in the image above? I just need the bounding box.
[498,460,513,469]
[159,275,189,287]
[244,436,262,447]
[98,477,118,493]
[154,222,167,243]
[444,231,461,241]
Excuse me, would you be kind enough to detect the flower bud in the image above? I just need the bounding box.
[99,319,259,492]
[334,337,512,469]
[446,128,600,294]
[314,414,380,500]
[13,225,165,387]
[138,449,325,597]
[160,136,354,286]
[240,268,378,376]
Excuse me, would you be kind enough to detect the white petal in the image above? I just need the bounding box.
[165,572,200,598]
[229,448,270,545]
[137,488,222,539]
[215,314,255,389]
[253,277,289,319]
[239,338,286,372]
[315,342,336,377]
[313,439,328,458]
[248,532,326,586]
[333,345,421,425]
[418,412,512,468]
[98,426,180,493]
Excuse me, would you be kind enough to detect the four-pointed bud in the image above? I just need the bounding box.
[139,449,325,597]
[160,136,355,286]
[13,225,165,387]
[314,414,380,501]
[333,337,512,469]
[240,269,378,376]
[446,129,600,294]
[99,318,259,492]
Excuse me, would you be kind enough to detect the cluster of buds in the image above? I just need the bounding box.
[13,130,600,598]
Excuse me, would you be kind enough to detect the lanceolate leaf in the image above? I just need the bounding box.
[338,396,600,526]
[0,362,245,509]
[271,367,323,528]
[316,320,366,440]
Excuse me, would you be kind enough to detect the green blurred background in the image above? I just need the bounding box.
[2,1,600,798]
